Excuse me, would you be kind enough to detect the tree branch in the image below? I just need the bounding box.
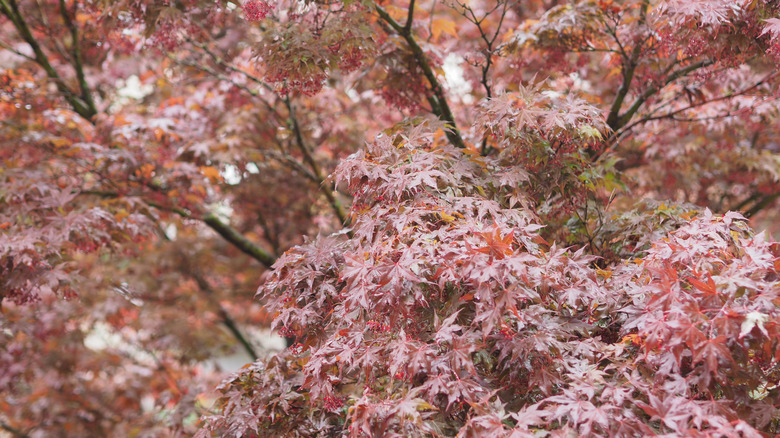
[169,54,281,117]
[58,0,96,117]
[186,37,276,96]
[154,225,262,361]
[0,38,35,61]
[731,192,761,212]
[0,0,96,119]
[176,43,351,228]
[0,421,29,438]
[79,190,278,268]
[451,1,509,155]
[606,42,643,130]
[257,150,319,183]
[154,201,278,268]
[376,4,466,149]
[188,267,259,361]
[284,98,350,227]
[613,59,713,131]
[256,209,280,255]
[619,71,777,133]
[201,212,277,268]
[404,0,416,33]
[742,192,780,218]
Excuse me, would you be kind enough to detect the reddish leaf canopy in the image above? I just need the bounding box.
[1,0,779,436]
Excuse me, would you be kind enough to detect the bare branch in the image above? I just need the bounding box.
[404,0,416,33]
[0,0,96,119]
[201,212,277,268]
[80,189,279,268]
[58,0,96,117]
[619,71,777,133]
[613,59,714,131]
[375,4,466,149]
[0,38,35,61]
[284,98,351,227]
[187,266,260,361]
[0,421,29,438]
[606,42,644,130]
[187,38,273,92]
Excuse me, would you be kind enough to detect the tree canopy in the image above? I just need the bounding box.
[1,0,780,436]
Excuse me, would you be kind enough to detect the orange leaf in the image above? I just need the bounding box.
[596,269,612,279]
[431,19,457,41]
[688,275,717,296]
[137,163,155,179]
[385,5,408,21]
[621,334,643,346]
[438,211,457,223]
[200,166,222,183]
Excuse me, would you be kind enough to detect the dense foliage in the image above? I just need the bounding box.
[1,0,779,436]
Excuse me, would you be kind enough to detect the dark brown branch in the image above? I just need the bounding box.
[376,4,466,149]
[731,192,761,213]
[79,190,278,268]
[606,42,643,130]
[743,192,780,218]
[613,59,714,131]
[201,212,277,268]
[169,54,280,117]
[0,421,29,438]
[619,71,778,132]
[284,98,350,227]
[0,38,35,61]
[182,39,281,118]
[58,0,96,117]
[187,38,272,91]
[257,150,319,183]
[188,268,259,361]
[177,43,351,228]
[155,225,261,361]
[139,181,279,269]
[0,0,96,119]
[256,210,280,255]
[602,1,658,131]
[455,0,510,155]
[404,0,416,33]
[151,200,278,268]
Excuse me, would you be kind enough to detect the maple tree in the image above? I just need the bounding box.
[1,0,780,436]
